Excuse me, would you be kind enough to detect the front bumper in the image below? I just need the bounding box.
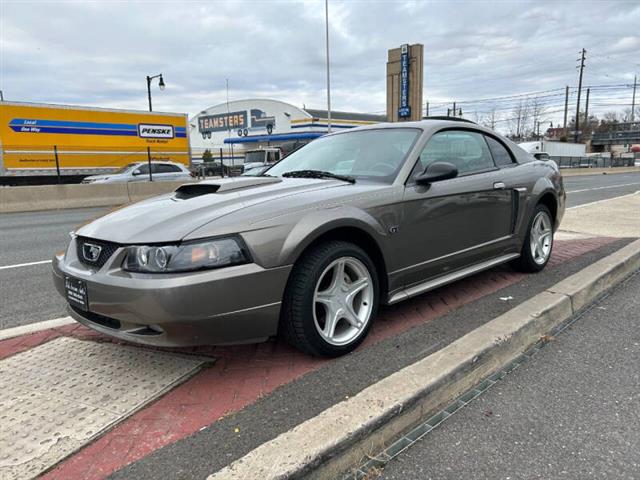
[52,237,292,347]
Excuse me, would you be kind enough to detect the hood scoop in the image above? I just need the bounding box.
[174,176,282,199]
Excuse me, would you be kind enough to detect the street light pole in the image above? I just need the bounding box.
[325,0,332,134]
[146,73,165,112]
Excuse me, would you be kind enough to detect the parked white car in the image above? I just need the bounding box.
[82,162,193,184]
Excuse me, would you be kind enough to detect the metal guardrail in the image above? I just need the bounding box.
[553,155,639,169]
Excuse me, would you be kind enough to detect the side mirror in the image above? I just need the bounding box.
[132,169,142,176]
[415,162,458,185]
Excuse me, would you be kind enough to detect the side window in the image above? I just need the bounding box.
[136,164,149,175]
[162,164,182,173]
[485,136,515,167]
[413,130,495,177]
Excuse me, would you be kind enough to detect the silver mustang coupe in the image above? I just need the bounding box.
[53,118,565,357]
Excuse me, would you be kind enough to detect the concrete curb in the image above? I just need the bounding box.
[561,166,640,177]
[0,316,75,341]
[0,180,195,213]
[208,238,640,480]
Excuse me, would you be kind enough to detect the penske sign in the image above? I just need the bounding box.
[138,124,175,139]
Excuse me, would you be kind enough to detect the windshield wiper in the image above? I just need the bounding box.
[281,170,356,183]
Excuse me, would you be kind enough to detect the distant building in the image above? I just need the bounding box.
[189,99,385,164]
[545,127,566,140]
[591,121,640,152]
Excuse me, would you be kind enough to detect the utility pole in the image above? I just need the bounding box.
[584,87,590,135]
[324,0,332,133]
[452,102,456,117]
[632,74,637,123]
[563,85,569,137]
[425,101,429,117]
[574,48,586,143]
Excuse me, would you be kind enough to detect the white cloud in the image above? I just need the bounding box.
[1,0,639,130]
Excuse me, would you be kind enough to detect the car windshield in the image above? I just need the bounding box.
[113,163,139,174]
[244,151,266,163]
[266,128,420,184]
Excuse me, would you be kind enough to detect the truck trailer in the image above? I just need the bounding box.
[518,140,586,158]
[0,101,190,185]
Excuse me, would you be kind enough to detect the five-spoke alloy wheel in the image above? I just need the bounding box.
[313,257,374,346]
[530,210,553,265]
[281,241,379,357]
[512,203,554,272]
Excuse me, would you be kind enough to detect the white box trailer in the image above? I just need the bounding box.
[518,140,586,157]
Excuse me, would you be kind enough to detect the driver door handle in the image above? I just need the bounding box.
[493,182,506,190]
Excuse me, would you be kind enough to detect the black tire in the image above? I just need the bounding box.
[511,204,554,273]
[280,240,379,357]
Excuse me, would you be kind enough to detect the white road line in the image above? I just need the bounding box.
[567,191,639,210]
[567,182,640,194]
[0,259,52,271]
[0,316,76,341]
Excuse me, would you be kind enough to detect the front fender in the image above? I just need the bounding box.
[527,173,564,230]
[277,205,388,266]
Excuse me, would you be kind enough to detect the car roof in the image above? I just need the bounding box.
[328,118,489,135]
[130,161,184,166]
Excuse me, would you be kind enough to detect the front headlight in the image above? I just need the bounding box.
[123,236,250,273]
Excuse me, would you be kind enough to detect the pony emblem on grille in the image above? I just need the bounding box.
[82,243,102,262]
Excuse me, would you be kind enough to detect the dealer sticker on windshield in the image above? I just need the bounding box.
[65,276,89,311]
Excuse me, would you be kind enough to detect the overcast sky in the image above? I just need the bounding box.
[1,0,639,128]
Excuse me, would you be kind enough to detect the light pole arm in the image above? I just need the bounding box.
[146,73,163,112]
[146,76,152,111]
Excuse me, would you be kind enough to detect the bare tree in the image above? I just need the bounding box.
[530,97,548,139]
[509,99,532,140]
[481,104,500,130]
[602,111,620,123]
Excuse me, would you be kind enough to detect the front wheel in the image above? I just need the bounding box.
[280,241,379,357]
[512,204,554,272]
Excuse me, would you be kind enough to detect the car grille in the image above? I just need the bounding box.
[76,236,120,268]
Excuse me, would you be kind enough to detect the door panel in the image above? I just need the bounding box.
[395,172,513,288]
[391,129,517,292]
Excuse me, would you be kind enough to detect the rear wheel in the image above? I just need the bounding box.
[512,204,554,272]
[281,241,379,357]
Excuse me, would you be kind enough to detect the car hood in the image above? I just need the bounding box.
[84,174,112,181]
[76,176,356,244]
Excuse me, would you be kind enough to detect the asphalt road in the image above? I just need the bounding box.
[380,269,640,480]
[0,207,107,329]
[564,171,640,208]
[0,171,638,329]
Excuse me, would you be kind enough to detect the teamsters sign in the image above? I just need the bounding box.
[198,111,247,133]
[398,44,411,118]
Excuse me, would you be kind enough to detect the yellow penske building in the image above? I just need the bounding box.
[0,101,190,183]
